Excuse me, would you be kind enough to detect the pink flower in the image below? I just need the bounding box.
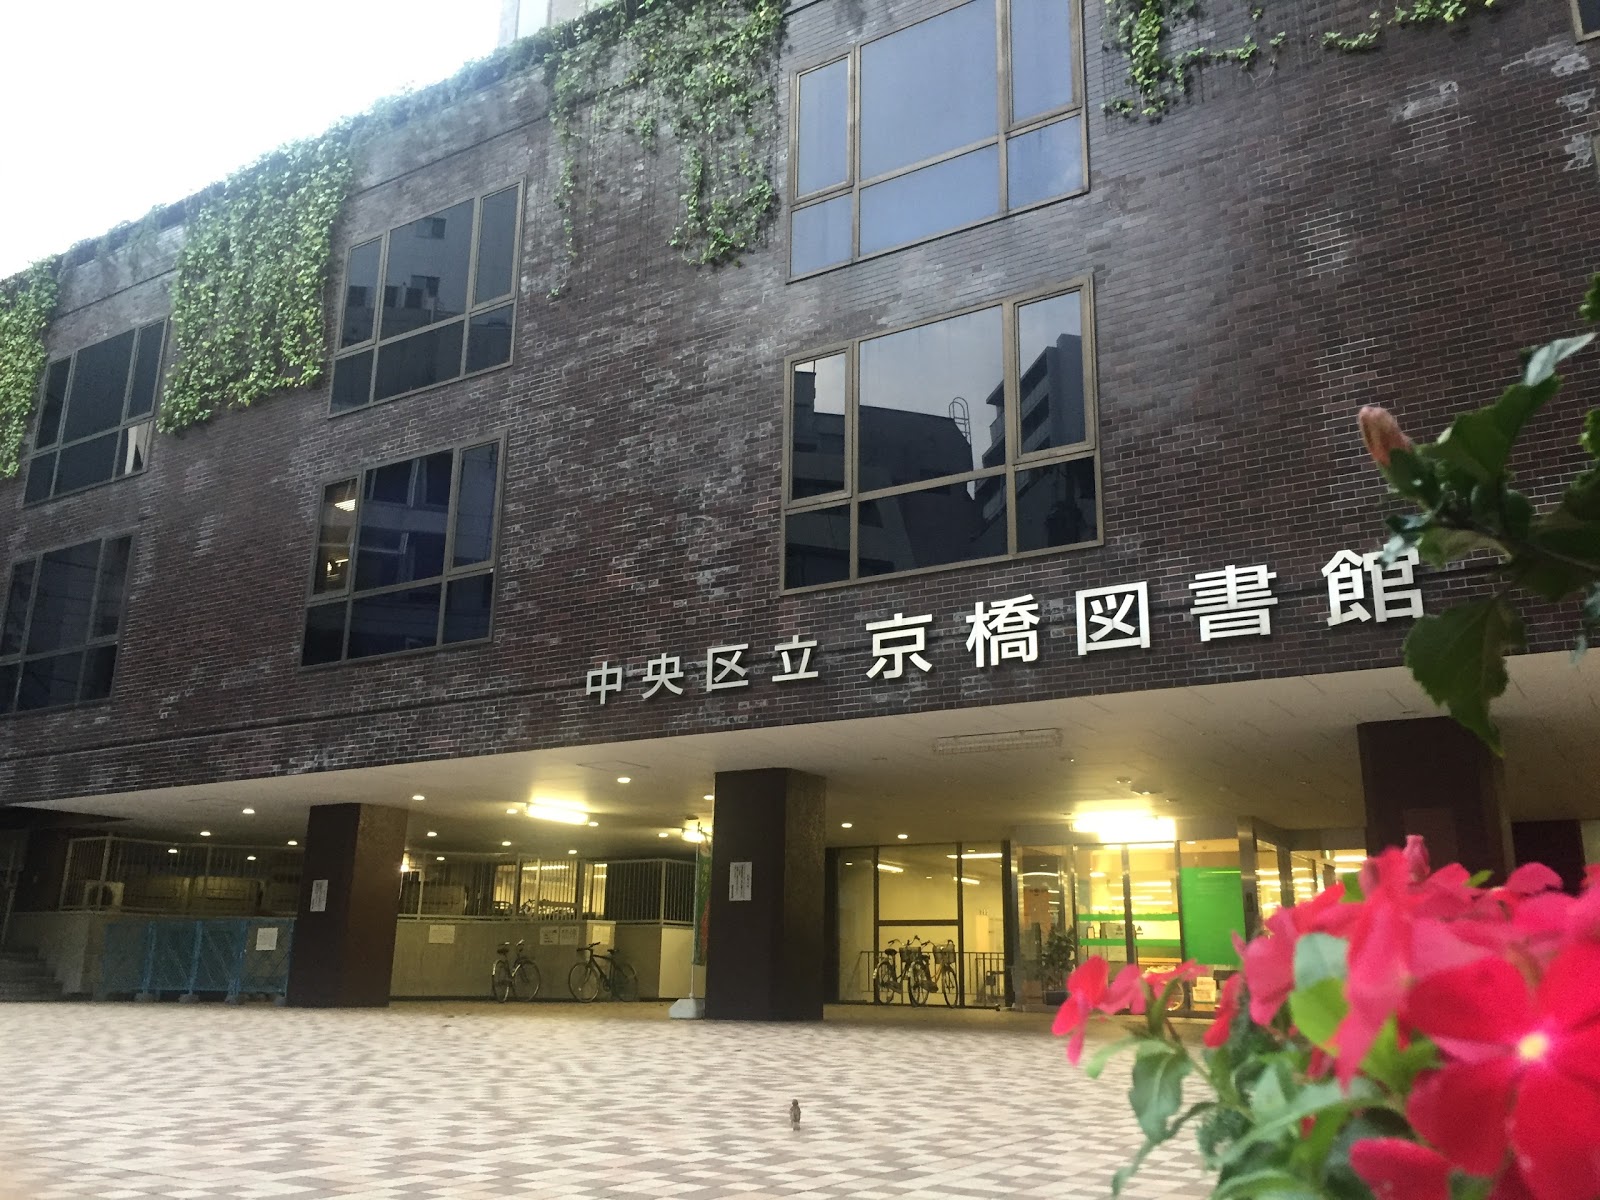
[1404,944,1600,1200]
[1052,957,1144,1065]
[1350,1138,1453,1200]
[1241,884,1359,1025]
[1204,974,1243,1049]
[1359,405,1413,468]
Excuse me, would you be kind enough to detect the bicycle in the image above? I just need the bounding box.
[491,939,541,1002]
[929,939,959,1006]
[568,941,639,1002]
[872,938,932,1006]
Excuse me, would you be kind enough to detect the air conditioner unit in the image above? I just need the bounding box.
[81,881,124,910]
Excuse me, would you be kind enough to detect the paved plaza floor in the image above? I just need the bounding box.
[0,1001,1209,1199]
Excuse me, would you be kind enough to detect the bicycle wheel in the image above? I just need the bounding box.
[907,962,931,1007]
[873,962,898,1005]
[940,967,957,1007]
[610,959,639,1001]
[491,959,514,1003]
[512,961,542,1001]
[569,960,603,1002]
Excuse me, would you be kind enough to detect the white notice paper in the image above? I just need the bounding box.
[539,926,560,946]
[309,879,329,913]
[559,925,580,945]
[254,927,278,952]
[427,924,455,945]
[729,861,753,902]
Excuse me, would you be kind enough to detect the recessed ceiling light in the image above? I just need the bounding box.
[241,808,255,815]
[199,831,211,837]
[506,807,519,814]
[617,776,631,784]
[567,849,578,855]
[897,833,908,840]
[167,848,178,855]
[587,821,598,827]
[287,840,298,846]
[427,831,437,838]
[501,841,512,847]
[246,855,257,862]
[412,794,425,801]
[702,794,713,801]
[436,855,445,861]
[658,831,670,838]
[840,822,853,829]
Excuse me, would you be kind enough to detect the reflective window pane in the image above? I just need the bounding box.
[0,663,16,714]
[347,585,442,659]
[784,504,850,589]
[465,304,513,374]
[452,443,499,567]
[796,59,849,194]
[374,322,464,402]
[858,306,1003,491]
[92,537,132,638]
[115,422,153,479]
[341,239,381,348]
[1016,290,1087,453]
[791,196,852,276]
[314,478,359,594]
[23,454,54,505]
[79,645,117,702]
[54,432,119,495]
[860,0,997,179]
[35,359,70,449]
[1007,115,1085,209]
[331,351,373,412]
[125,322,165,418]
[1,562,34,656]
[26,543,100,655]
[859,146,1000,256]
[473,187,519,304]
[443,573,494,643]
[1016,457,1098,551]
[1582,0,1600,35]
[62,330,135,443]
[857,476,1007,576]
[790,355,846,499]
[302,602,347,666]
[877,843,958,921]
[381,200,473,340]
[1011,0,1075,121]
[355,452,453,591]
[17,652,82,712]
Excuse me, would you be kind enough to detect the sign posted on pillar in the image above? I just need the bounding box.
[729,861,753,902]
[309,879,329,913]
[254,927,278,952]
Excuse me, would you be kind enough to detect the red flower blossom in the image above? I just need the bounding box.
[1204,974,1243,1048]
[1350,1138,1452,1200]
[1240,884,1359,1025]
[1405,944,1600,1200]
[1051,957,1144,1065]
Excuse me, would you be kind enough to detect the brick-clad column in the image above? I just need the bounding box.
[286,803,409,1008]
[705,769,826,1022]
[1358,717,1513,881]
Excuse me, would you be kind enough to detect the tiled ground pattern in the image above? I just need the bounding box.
[0,1003,1209,1200]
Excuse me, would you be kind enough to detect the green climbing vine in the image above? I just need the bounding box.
[160,134,353,433]
[1322,0,1502,53]
[0,261,59,480]
[543,0,785,287]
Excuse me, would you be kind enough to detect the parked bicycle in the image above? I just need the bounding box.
[873,937,933,1006]
[929,939,959,1006]
[568,941,639,1002]
[491,939,541,1002]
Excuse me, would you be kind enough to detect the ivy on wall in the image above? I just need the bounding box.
[544,0,786,285]
[159,135,353,434]
[1322,0,1501,53]
[0,261,60,480]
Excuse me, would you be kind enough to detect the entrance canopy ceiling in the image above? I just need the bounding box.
[16,652,1599,858]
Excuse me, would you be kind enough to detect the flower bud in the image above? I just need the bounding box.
[1358,405,1412,468]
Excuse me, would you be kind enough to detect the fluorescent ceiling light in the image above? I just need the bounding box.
[527,804,589,825]
[334,498,356,512]
[681,828,706,844]
[955,876,980,885]
[947,852,1002,859]
[933,728,1061,755]
[875,863,904,873]
[1071,812,1176,843]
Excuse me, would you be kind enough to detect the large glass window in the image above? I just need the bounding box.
[1577,0,1600,40]
[331,184,521,414]
[0,535,134,714]
[790,0,1084,274]
[26,322,165,505]
[301,440,503,666]
[783,283,1097,590]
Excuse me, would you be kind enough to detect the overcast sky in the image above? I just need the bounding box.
[0,1,504,279]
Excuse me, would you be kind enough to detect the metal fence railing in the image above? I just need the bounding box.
[846,948,1009,1007]
[599,859,694,923]
[60,835,303,916]
[98,918,293,1002]
[395,854,690,922]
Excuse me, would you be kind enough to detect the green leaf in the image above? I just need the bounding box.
[1213,1169,1322,1199]
[1289,977,1348,1047]
[1415,527,1504,567]
[1361,1016,1439,1093]
[1581,409,1600,460]
[1111,1103,1216,1196]
[1402,597,1525,752]
[1382,447,1441,504]
[1083,1034,1138,1080]
[1128,1040,1192,1142]
[1293,933,1349,990]
[1430,376,1559,484]
[1581,274,1600,323]
[1523,333,1595,387]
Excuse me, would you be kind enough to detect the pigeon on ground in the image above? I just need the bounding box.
[790,1099,801,1130]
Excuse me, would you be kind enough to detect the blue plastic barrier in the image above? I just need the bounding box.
[96,918,294,1001]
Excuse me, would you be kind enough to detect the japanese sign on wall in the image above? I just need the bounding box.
[582,549,1424,703]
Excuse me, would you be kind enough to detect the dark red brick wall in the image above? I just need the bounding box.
[1,0,1596,805]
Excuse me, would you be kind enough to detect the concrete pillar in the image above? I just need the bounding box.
[1358,717,1513,881]
[286,803,408,1008]
[705,769,825,1021]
